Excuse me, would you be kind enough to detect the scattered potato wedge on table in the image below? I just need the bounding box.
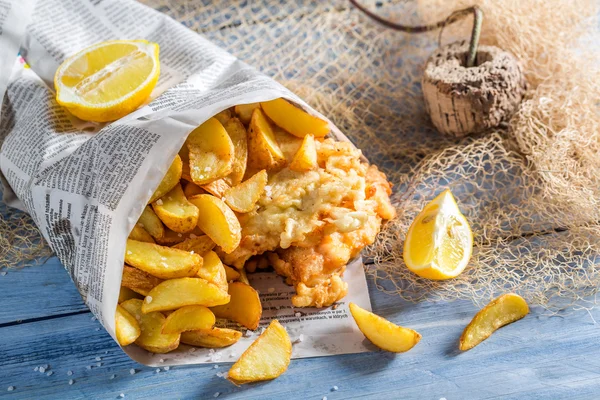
[234,103,259,125]
[228,320,291,385]
[125,239,202,279]
[349,303,421,353]
[181,327,242,348]
[115,304,141,346]
[460,293,529,351]
[261,98,329,138]
[152,183,199,233]
[137,205,165,240]
[161,305,216,334]
[149,155,183,203]
[142,277,230,313]
[224,169,267,213]
[128,224,155,243]
[197,250,229,292]
[188,194,241,253]
[248,108,286,171]
[211,282,262,330]
[186,117,234,185]
[121,299,180,353]
[223,117,248,185]
[121,264,163,296]
[289,134,318,172]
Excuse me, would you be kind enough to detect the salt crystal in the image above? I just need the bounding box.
[129,368,136,375]
[39,367,46,373]
[159,358,165,363]
[161,262,168,268]
[177,233,182,238]
[163,366,170,371]
[95,328,100,331]
[127,251,132,255]
[155,369,160,373]
[229,352,237,358]
[189,234,197,239]
[209,349,215,354]
[105,351,108,354]
[95,356,101,361]
[7,386,14,391]
[244,330,253,337]
[96,362,102,367]
[216,372,224,378]
[119,393,125,398]
[67,370,73,376]
[440,398,447,400]
[322,397,327,400]
[213,392,220,398]
[156,199,163,206]
[68,380,74,385]
[295,312,301,317]
[34,367,39,371]
[268,287,275,293]
[332,386,338,391]
[213,365,218,369]
[161,257,167,261]
[91,316,97,322]
[293,334,305,344]
[190,251,195,254]
[145,296,153,303]
[110,374,116,380]
[47,371,53,376]
[1,272,6,276]
[86,366,92,370]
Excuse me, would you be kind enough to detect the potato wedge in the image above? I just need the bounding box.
[187,118,234,185]
[188,194,241,254]
[237,267,250,285]
[161,305,216,334]
[274,126,303,162]
[223,264,241,282]
[289,134,318,172]
[172,235,215,255]
[248,108,286,170]
[211,282,262,330]
[138,206,165,240]
[261,98,329,138]
[152,183,200,233]
[198,250,228,292]
[142,277,230,313]
[121,265,163,296]
[223,117,248,186]
[201,178,230,198]
[128,224,155,243]
[181,327,242,348]
[180,146,192,182]
[125,239,202,279]
[149,155,183,203]
[349,302,421,353]
[121,299,180,353]
[119,286,143,303]
[115,304,141,346]
[459,293,529,351]
[228,320,291,384]
[214,108,232,125]
[154,228,186,246]
[223,170,267,213]
[183,181,205,198]
[234,103,259,125]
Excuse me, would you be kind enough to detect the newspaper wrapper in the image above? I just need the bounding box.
[0,0,376,365]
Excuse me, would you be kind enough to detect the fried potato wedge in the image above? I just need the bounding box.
[459,293,529,351]
[152,183,200,233]
[261,98,329,138]
[349,303,421,353]
[119,286,143,303]
[211,282,262,330]
[154,228,186,246]
[213,108,232,125]
[149,155,183,203]
[198,250,228,292]
[115,304,141,346]
[129,224,155,243]
[125,239,202,279]
[142,277,230,313]
[289,134,318,172]
[223,264,241,282]
[237,267,250,285]
[274,126,303,162]
[248,108,286,171]
[121,264,163,296]
[234,103,259,125]
[224,170,267,213]
[181,327,242,348]
[183,181,205,198]
[138,205,165,240]
[188,194,241,254]
[223,117,248,186]
[187,118,234,185]
[228,320,291,384]
[201,178,230,198]
[121,299,180,353]
[172,235,215,255]
[161,305,216,334]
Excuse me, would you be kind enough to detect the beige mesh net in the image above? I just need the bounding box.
[3,0,600,311]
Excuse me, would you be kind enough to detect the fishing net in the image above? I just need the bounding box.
[3,0,600,311]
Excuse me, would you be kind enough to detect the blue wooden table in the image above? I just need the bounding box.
[2,256,600,399]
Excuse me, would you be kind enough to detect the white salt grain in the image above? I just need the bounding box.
[155,369,161,373]
[163,366,170,371]
[110,374,116,380]
[47,371,53,376]
[86,366,92,370]
[91,316,97,322]
[34,367,39,371]
[68,380,74,385]
[213,392,220,398]
[177,233,182,238]
[159,358,165,363]
[96,362,102,367]
[95,356,101,361]
[322,397,327,400]
[161,257,167,261]
[67,370,73,376]
[129,368,136,375]
[119,393,125,398]
[209,349,215,354]
[155,199,163,206]
[127,251,132,255]
[244,330,253,337]
[145,296,153,303]
[190,251,195,254]
[229,352,237,358]
[39,367,46,373]
[213,365,218,369]
[332,386,338,391]
[7,386,14,391]
[295,312,301,317]
[1,272,7,276]
[95,327,100,331]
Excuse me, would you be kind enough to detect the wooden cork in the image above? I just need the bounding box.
[422,41,527,137]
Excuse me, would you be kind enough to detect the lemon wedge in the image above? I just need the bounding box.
[54,40,160,122]
[403,189,473,280]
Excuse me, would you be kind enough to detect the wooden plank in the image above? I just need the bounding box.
[0,257,87,325]
[2,284,600,399]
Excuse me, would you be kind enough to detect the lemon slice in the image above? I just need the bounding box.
[403,189,473,280]
[54,40,160,122]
